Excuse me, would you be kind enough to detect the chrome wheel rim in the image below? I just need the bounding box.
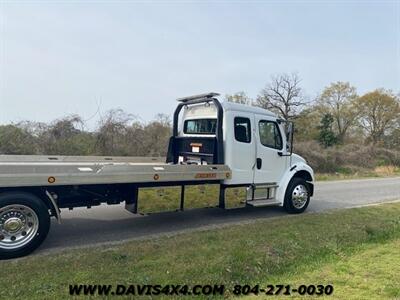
[291,184,308,209]
[0,205,39,250]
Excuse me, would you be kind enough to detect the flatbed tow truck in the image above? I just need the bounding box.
[0,93,314,259]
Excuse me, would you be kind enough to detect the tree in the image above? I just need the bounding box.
[384,127,400,149]
[292,107,320,142]
[355,89,400,144]
[96,109,135,155]
[141,114,172,157]
[48,115,83,139]
[317,82,358,143]
[37,115,95,155]
[255,73,306,120]
[318,113,337,147]
[225,92,252,105]
[0,124,38,154]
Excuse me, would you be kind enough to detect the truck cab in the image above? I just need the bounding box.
[167,92,314,211]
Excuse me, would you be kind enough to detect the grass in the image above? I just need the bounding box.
[0,203,399,299]
[316,165,400,181]
[138,184,246,214]
[249,239,400,299]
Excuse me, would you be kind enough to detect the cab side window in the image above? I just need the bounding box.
[259,120,282,150]
[234,117,251,143]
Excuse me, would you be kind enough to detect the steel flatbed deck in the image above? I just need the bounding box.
[0,155,231,188]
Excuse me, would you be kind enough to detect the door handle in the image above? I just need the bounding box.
[256,158,262,169]
[278,151,291,157]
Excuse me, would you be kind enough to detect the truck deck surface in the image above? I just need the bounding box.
[0,155,230,188]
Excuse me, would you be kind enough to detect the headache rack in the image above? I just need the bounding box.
[166,92,224,165]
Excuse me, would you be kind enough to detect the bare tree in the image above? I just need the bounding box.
[38,115,92,155]
[256,73,306,120]
[48,115,83,139]
[96,109,135,155]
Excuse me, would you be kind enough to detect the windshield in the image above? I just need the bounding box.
[183,119,217,134]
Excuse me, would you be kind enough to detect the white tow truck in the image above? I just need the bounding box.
[0,93,314,259]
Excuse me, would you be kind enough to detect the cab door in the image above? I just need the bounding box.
[253,114,288,184]
[224,112,255,184]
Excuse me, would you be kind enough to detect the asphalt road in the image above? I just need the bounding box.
[39,177,400,254]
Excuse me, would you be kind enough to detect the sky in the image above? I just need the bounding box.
[0,0,399,128]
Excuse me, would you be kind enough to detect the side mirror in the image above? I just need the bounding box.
[286,122,294,156]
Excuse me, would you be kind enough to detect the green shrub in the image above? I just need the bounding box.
[295,141,400,173]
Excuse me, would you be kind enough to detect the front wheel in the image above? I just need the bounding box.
[284,177,310,214]
[0,192,50,259]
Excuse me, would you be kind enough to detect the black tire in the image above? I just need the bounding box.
[0,192,50,260]
[283,177,310,214]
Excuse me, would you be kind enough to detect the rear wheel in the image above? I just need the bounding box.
[284,177,310,214]
[0,192,50,259]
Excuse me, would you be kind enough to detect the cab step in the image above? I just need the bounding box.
[246,183,279,204]
[246,198,280,207]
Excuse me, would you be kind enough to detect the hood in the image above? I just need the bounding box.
[291,153,306,164]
